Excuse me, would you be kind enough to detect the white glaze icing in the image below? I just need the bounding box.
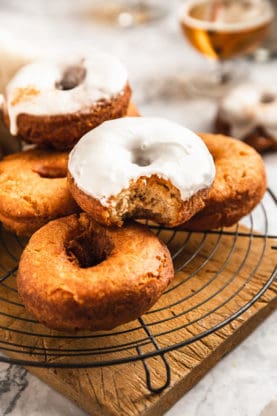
[4,52,128,135]
[68,117,215,206]
[180,0,273,32]
[218,83,277,141]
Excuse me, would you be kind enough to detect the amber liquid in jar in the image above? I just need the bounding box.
[180,0,274,60]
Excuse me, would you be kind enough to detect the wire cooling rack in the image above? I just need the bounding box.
[0,189,276,393]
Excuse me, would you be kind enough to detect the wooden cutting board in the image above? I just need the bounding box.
[0,224,276,416]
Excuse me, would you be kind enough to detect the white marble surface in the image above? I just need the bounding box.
[0,2,276,415]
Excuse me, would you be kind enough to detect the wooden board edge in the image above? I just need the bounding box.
[141,300,277,416]
[18,297,277,416]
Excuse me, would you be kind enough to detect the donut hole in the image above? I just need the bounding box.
[32,165,67,179]
[55,65,87,91]
[132,153,151,167]
[131,146,152,167]
[66,229,114,268]
[260,93,275,104]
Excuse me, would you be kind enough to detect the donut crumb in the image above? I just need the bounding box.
[11,87,40,106]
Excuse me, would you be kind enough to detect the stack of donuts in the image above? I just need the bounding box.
[0,52,267,332]
[0,52,138,236]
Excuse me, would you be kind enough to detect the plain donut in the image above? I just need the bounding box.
[180,133,267,230]
[17,213,174,331]
[0,148,79,236]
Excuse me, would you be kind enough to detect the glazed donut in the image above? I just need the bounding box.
[17,213,174,331]
[0,149,79,236]
[68,117,216,227]
[3,52,131,150]
[180,133,267,230]
[215,84,277,152]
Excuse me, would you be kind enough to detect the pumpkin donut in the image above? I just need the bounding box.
[180,133,267,230]
[17,213,174,331]
[3,52,132,150]
[0,148,79,236]
[68,117,216,227]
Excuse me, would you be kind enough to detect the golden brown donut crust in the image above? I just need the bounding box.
[17,213,174,331]
[0,149,79,236]
[68,172,210,228]
[215,114,277,153]
[180,133,267,231]
[3,84,132,150]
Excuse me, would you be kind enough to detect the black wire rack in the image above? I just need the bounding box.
[0,189,276,394]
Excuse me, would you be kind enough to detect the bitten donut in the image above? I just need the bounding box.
[3,52,131,149]
[0,149,79,236]
[68,117,216,227]
[215,84,277,152]
[180,133,267,230]
[17,213,174,331]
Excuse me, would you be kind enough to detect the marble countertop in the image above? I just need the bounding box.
[0,2,276,415]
